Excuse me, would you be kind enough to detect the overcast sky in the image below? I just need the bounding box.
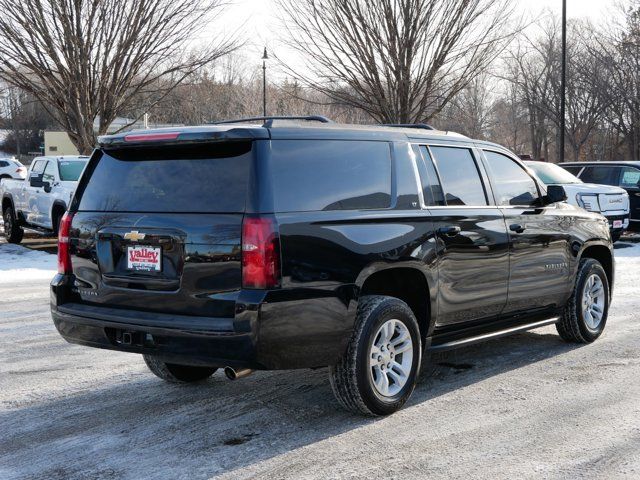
[216,0,619,76]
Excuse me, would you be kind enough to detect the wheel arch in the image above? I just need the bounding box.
[357,265,435,344]
[578,242,614,294]
[2,194,15,213]
[50,201,68,232]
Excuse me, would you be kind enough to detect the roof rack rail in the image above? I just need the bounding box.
[212,115,333,127]
[381,123,435,130]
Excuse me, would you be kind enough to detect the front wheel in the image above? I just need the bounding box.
[556,258,610,343]
[143,354,217,383]
[329,295,422,416]
[3,206,24,244]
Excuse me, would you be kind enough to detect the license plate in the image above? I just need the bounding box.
[613,220,623,228]
[127,246,161,272]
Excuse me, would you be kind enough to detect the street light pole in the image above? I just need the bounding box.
[560,0,566,163]
[262,47,269,117]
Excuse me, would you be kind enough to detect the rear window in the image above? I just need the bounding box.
[59,160,87,181]
[270,140,391,212]
[78,142,252,212]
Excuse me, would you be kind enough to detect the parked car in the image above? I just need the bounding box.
[50,117,614,416]
[525,161,629,242]
[559,161,640,231]
[0,157,27,180]
[1,155,88,243]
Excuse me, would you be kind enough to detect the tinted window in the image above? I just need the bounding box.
[270,140,391,212]
[43,161,57,182]
[484,151,539,206]
[31,160,46,174]
[395,147,420,210]
[620,167,640,188]
[59,160,87,181]
[0,161,8,167]
[78,142,252,212]
[430,146,487,206]
[415,146,445,206]
[580,166,619,186]
[561,165,582,175]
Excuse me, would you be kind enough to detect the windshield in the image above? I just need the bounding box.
[58,160,87,181]
[525,161,582,185]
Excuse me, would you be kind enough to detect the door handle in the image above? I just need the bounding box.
[509,224,525,233]
[438,226,461,237]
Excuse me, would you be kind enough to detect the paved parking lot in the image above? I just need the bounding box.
[1,233,640,479]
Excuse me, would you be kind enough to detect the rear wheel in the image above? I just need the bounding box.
[3,205,24,244]
[556,258,609,343]
[143,354,217,383]
[329,295,421,416]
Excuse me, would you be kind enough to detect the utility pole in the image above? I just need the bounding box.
[560,0,567,162]
[262,47,269,117]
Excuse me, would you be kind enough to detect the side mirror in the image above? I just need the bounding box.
[43,181,52,193]
[545,185,568,204]
[29,174,44,188]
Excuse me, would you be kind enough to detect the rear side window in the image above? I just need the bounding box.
[59,160,87,181]
[430,146,487,206]
[78,142,252,212]
[620,167,640,188]
[580,166,620,186]
[270,140,391,212]
[483,151,539,206]
[415,146,445,206]
[0,161,7,167]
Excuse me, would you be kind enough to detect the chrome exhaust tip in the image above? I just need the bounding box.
[224,367,253,380]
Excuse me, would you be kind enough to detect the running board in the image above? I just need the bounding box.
[428,317,560,352]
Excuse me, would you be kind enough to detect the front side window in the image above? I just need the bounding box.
[429,146,487,206]
[580,166,620,186]
[484,151,540,207]
[620,167,640,189]
[31,160,46,174]
[43,161,57,183]
[270,140,391,212]
[561,165,582,176]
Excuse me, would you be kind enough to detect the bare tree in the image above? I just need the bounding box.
[0,0,238,154]
[276,0,519,124]
[591,1,640,160]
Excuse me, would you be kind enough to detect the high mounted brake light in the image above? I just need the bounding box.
[123,132,181,142]
[242,216,281,289]
[57,212,74,274]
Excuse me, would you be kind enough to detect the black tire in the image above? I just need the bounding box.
[611,232,622,243]
[143,354,217,383]
[556,258,609,343]
[329,295,422,416]
[3,205,24,244]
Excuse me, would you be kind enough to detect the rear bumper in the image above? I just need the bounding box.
[50,274,356,370]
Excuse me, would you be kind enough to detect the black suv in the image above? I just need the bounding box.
[51,116,614,416]
[559,161,640,231]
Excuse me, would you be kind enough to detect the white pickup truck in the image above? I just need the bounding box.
[1,155,88,243]
[526,160,630,241]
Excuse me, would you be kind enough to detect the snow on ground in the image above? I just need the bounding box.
[0,237,639,479]
[0,243,57,284]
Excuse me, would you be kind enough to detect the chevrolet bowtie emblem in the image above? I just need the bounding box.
[124,230,146,242]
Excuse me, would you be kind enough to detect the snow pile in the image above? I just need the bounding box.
[0,243,57,284]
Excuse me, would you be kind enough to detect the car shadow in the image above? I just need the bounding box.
[0,329,580,479]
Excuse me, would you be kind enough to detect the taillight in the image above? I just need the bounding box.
[242,215,280,289]
[57,212,74,274]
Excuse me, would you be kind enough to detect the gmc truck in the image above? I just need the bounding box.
[1,155,88,243]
